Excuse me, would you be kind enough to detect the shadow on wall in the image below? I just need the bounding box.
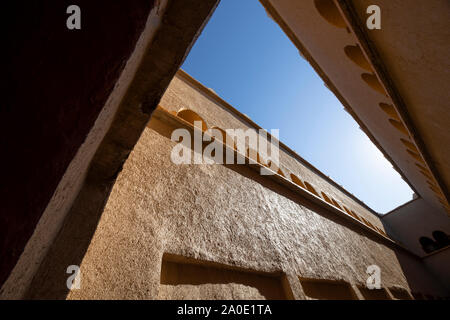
[11,0,221,299]
[23,180,116,299]
[388,244,450,298]
[1,0,155,290]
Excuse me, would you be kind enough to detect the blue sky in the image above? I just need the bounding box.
[181,0,413,213]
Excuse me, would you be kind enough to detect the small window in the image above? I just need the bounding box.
[419,236,439,254]
[432,230,450,249]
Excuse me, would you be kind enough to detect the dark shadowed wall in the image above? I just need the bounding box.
[1,0,155,287]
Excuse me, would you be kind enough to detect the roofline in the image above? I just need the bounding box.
[257,0,426,216]
[335,0,449,211]
[381,197,418,218]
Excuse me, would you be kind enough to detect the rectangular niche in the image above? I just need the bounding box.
[388,287,413,300]
[411,292,426,300]
[357,286,391,300]
[159,253,294,300]
[299,277,357,300]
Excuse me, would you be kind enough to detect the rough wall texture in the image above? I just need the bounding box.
[161,73,383,229]
[25,75,450,299]
[1,0,154,288]
[56,128,412,299]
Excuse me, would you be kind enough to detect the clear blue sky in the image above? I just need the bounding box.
[181,0,413,214]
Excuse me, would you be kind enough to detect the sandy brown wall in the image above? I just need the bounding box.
[1,1,155,288]
[25,75,448,298]
[46,127,439,299]
[161,72,383,229]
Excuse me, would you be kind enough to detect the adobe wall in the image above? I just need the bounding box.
[1,0,220,299]
[25,72,448,299]
[60,128,409,299]
[161,72,383,229]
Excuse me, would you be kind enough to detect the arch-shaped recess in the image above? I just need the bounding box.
[419,236,438,254]
[246,148,267,167]
[440,200,450,211]
[427,182,441,195]
[426,179,438,188]
[257,154,267,166]
[406,149,424,164]
[400,138,419,153]
[314,0,347,28]
[361,73,386,95]
[360,217,374,229]
[415,162,430,173]
[257,153,268,166]
[419,169,433,180]
[246,147,258,164]
[304,181,319,196]
[379,103,400,120]
[267,160,286,177]
[290,173,306,189]
[365,220,376,230]
[343,206,353,215]
[277,167,286,178]
[344,45,372,72]
[374,226,385,236]
[415,163,434,180]
[431,230,450,249]
[176,108,208,131]
[331,198,342,210]
[321,192,333,205]
[209,126,235,149]
[438,200,448,210]
[350,210,361,221]
[388,119,409,136]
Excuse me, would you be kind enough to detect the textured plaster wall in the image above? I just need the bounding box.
[24,68,447,299]
[8,0,220,299]
[160,73,383,229]
[61,127,411,299]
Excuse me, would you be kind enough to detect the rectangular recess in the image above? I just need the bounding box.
[357,286,391,300]
[388,287,413,300]
[299,277,357,300]
[159,253,293,300]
